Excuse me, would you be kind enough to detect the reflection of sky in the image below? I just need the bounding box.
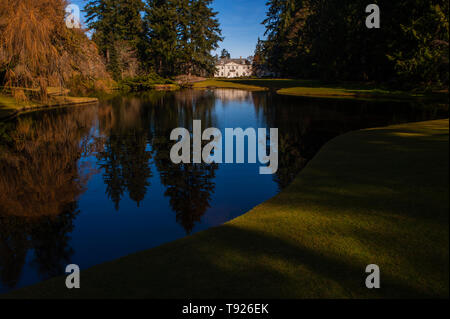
[0,91,277,294]
[69,0,267,58]
[57,93,278,271]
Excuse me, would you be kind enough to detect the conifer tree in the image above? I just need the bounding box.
[181,0,222,76]
[85,0,144,79]
[220,49,231,59]
[87,0,222,77]
[142,0,179,75]
[261,0,449,87]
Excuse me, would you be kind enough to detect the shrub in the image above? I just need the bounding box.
[118,73,174,92]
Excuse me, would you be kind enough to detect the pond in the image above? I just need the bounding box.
[0,89,447,293]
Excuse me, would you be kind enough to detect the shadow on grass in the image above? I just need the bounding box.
[3,120,448,299]
[3,223,440,299]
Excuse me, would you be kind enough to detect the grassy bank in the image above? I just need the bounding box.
[118,74,180,92]
[192,79,268,91]
[3,118,448,299]
[0,91,98,120]
[194,78,449,101]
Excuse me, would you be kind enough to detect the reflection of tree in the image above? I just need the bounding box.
[150,90,219,234]
[0,107,97,289]
[153,139,217,234]
[253,92,449,189]
[0,217,27,289]
[97,90,219,232]
[97,97,153,209]
[0,108,98,216]
[0,207,78,288]
[166,164,216,234]
[275,134,308,189]
[252,92,314,189]
[253,92,371,189]
[29,205,77,279]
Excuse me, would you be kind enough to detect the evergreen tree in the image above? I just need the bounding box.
[387,1,449,86]
[85,0,144,79]
[261,0,449,88]
[118,0,145,46]
[220,49,231,59]
[142,0,179,75]
[94,0,223,77]
[262,0,311,76]
[177,0,223,76]
[252,38,267,76]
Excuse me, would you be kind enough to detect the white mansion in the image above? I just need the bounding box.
[215,58,253,78]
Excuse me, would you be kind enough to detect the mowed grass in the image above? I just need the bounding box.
[192,79,268,91]
[277,86,421,101]
[0,91,98,120]
[3,119,448,299]
[0,94,40,119]
[193,78,449,102]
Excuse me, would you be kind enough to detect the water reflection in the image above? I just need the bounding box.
[150,91,219,234]
[97,98,154,209]
[0,107,100,288]
[252,92,448,188]
[213,88,254,103]
[0,89,447,293]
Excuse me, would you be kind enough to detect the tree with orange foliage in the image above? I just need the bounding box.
[0,0,109,100]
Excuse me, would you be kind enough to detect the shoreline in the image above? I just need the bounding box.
[3,118,448,298]
[2,79,447,122]
[193,79,449,102]
[0,96,99,121]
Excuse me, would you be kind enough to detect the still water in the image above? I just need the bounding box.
[0,89,447,293]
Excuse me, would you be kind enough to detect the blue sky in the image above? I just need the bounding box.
[70,0,268,58]
[212,0,267,58]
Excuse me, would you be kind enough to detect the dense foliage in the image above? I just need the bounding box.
[118,73,174,92]
[256,0,449,88]
[0,0,110,99]
[85,0,222,79]
[220,49,231,59]
[85,0,145,80]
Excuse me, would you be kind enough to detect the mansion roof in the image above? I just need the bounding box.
[216,58,252,66]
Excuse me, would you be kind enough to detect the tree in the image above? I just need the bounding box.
[0,0,67,93]
[387,1,449,86]
[220,49,231,59]
[252,38,268,76]
[89,0,223,77]
[142,0,179,75]
[260,0,449,88]
[0,0,108,99]
[261,0,313,77]
[177,0,223,76]
[85,0,144,79]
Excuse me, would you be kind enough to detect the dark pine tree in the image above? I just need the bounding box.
[85,0,144,79]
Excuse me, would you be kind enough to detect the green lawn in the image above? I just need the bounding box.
[193,79,449,102]
[0,92,98,120]
[192,79,268,91]
[0,94,39,119]
[3,118,448,299]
